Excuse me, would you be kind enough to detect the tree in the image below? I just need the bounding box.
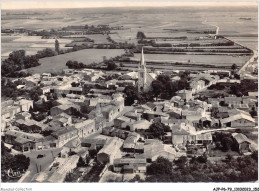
[221,137,233,151]
[77,156,85,167]
[249,107,257,117]
[174,156,188,166]
[251,150,258,161]
[123,86,139,106]
[55,39,60,54]
[151,80,164,100]
[231,64,237,71]
[196,154,207,163]
[136,31,146,39]
[107,61,117,70]
[219,101,228,107]
[147,156,173,175]
[149,122,168,139]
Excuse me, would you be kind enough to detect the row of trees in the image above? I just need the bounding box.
[145,154,258,182]
[2,50,40,77]
[66,60,87,69]
[229,79,258,97]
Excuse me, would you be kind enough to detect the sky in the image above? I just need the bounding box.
[1,1,258,10]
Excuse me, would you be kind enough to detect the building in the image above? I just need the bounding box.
[137,142,176,162]
[113,158,146,173]
[232,133,253,154]
[172,123,197,145]
[51,127,78,147]
[137,48,156,92]
[176,90,193,101]
[50,104,80,116]
[14,119,48,133]
[221,113,255,128]
[114,116,135,129]
[97,137,123,164]
[130,119,152,132]
[74,119,95,138]
[16,99,34,112]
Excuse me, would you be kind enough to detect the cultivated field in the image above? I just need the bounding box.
[132,53,251,66]
[1,35,72,56]
[27,49,125,74]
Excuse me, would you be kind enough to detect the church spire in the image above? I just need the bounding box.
[140,47,145,67]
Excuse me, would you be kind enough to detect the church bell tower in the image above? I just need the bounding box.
[138,47,147,92]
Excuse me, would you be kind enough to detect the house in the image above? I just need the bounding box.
[182,107,205,123]
[161,119,190,127]
[190,80,205,93]
[16,99,34,112]
[2,105,21,120]
[130,120,152,132]
[50,113,72,127]
[137,142,176,162]
[221,113,255,128]
[35,135,58,150]
[81,138,107,150]
[195,133,212,145]
[66,94,85,103]
[4,130,44,152]
[142,110,169,122]
[40,87,51,94]
[113,158,146,173]
[170,96,185,107]
[51,127,78,147]
[124,111,142,121]
[116,80,136,87]
[248,92,258,97]
[123,133,140,152]
[102,127,115,136]
[101,104,122,122]
[232,133,253,154]
[15,112,31,121]
[114,116,135,129]
[230,103,249,111]
[50,104,80,116]
[60,138,82,158]
[172,123,197,145]
[224,97,242,105]
[176,90,193,101]
[69,87,83,95]
[97,137,123,164]
[74,119,95,138]
[14,119,48,133]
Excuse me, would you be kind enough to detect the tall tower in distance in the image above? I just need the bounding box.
[138,47,147,92]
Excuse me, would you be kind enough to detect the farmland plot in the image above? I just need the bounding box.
[27,49,125,74]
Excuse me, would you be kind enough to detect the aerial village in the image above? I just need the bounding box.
[1,44,258,183]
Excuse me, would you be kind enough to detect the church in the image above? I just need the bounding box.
[137,48,157,92]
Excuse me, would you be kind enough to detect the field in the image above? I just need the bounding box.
[132,53,251,66]
[1,35,72,57]
[2,6,257,69]
[27,49,125,74]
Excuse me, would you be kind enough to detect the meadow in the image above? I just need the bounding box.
[1,35,72,57]
[27,49,125,74]
[132,53,251,66]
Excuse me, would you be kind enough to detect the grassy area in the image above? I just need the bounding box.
[27,49,125,74]
[132,53,251,66]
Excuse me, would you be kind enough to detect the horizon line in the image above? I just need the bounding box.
[2,1,258,10]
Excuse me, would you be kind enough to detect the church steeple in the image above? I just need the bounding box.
[138,47,147,92]
[140,47,145,68]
